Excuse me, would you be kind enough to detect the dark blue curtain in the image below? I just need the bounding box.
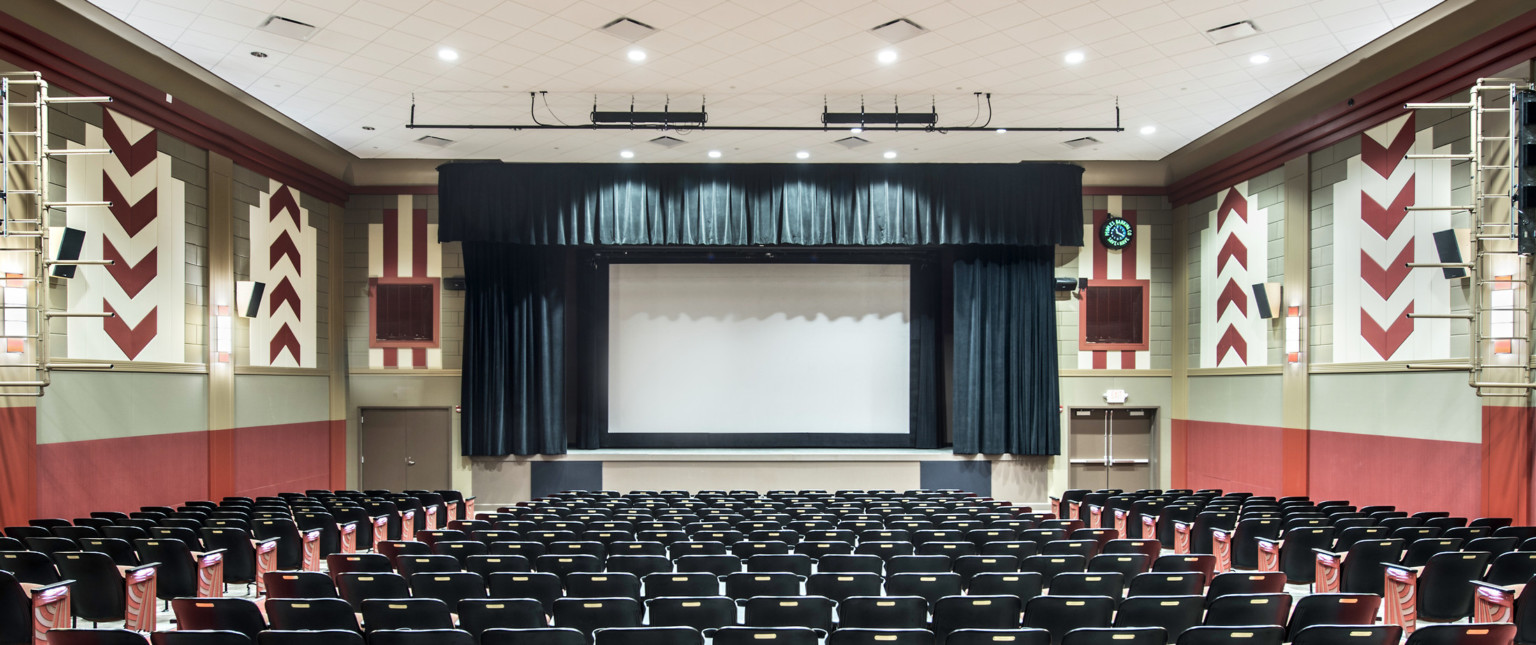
[439,163,1084,247]
[952,246,1061,455]
[461,244,567,456]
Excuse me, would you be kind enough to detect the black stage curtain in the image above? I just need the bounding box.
[439,162,1084,247]
[461,244,568,456]
[952,246,1061,456]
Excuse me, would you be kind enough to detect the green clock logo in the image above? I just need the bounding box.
[1099,215,1134,250]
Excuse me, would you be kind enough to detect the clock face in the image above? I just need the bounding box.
[1099,215,1134,250]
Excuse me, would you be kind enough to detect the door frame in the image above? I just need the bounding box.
[1066,406,1161,490]
[358,406,456,491]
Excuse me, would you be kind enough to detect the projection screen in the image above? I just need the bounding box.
[608,263,911,440]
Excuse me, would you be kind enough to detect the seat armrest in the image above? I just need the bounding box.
[1254,537,1280,547]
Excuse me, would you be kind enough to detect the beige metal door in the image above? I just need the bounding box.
[1068,408,1156,490]
[360,408,452,491]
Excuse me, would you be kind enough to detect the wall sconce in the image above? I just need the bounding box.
[1285,305,1300,363]
[3,273,25,354]
[1491,274,1515,355]
[214,305,232,363]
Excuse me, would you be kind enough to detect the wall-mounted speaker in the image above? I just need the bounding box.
[444,276,467,291]
[1432,228,1471,279]
[48,227,85,279]
[1053,277,1079,292]
[1252,282,1282,319]
[235,281,265,318]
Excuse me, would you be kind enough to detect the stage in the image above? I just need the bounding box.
[469,449,1056,509]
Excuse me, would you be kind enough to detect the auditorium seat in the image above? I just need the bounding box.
[828,628,935,645]
[725,572,802,601]
[79,537,137,567]
[1022,596,1114,645]
[839,595,929,629]
[1112,595,1204,642]
[1086,553,1148,579]
[396,554,460,578]
[52,552,142,626]
[337,572,410,610]
[264,571,338,599]
[742,595,835,634]
[48,629,158,645]
[409,571,488,611]
[487,572,562,614]
[806,572,882,602]
[592,626,703,645]
[1048,573,1123,603]
[151,631,250,645]
[1175,626,1283,645]
[1126,573,1203,598]
[887,572,964,605]
[171,598,268,641]
[1061,627,1164,645]
[328,553,394,578]
[552,596,643,635]
[369,629,473,645]
[711,626,819,645]
[1391,550,1492,623]
[1402,624,1516,645]
[1289,625,1401,645]
[645,595,736,632]
[1201,594,1291,627]
[1203,572,1284,606]
[361,598,455,632]
[945,629,1050,645]
[265,597,361,632]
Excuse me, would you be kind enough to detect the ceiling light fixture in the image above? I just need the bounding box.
[438,48,459,61]
[627,49,647,62]
[850,127,863,134]
[1064,51,1085,64]
[620,150,635,158]
[796,151,810,159]
[708,150,722,158]
[883,151,897,159]
[1139,125,1156,135]
[996,128,1007,134]
[1249,53,1270,65]
[877,49,898,64]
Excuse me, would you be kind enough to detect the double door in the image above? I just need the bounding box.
[359,407,452,491]
[1068,408,1155,490]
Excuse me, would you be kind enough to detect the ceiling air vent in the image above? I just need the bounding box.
[648,135,686,148]
[415,135,454,148]
[1205,20,1259,44]
[258,15,317,41]
[870,18,926,43]
[833,136,871,149]
[599,17,658,42]
[1062,136,1101,149]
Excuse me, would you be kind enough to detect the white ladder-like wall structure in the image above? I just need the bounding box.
[1407,78,1536,397]
[0,71,115,396]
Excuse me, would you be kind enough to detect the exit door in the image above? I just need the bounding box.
[1068,408,1155,490]
[359,407,452,492]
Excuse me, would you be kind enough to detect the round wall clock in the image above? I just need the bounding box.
[1099,214,1134,250]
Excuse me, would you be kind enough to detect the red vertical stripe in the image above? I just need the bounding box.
[382,209,399,278]
[1120,351,1135,369]
[0,406,37,527]
[1092,209,1108,279]
[1092,351,1106,369]
[412,209,428,277]
[382,349,397,368]
[1120,209,1138,279]
[413,348,426,368]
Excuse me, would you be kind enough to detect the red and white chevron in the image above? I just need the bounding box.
[1331,113,1452,362]
[63,109,185,362]
[249,179,316,368]
[367,194,442,369]
[1200,182,1267,367]
[1078,195,1150,370]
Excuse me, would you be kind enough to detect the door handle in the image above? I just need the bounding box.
[406,458,416,466]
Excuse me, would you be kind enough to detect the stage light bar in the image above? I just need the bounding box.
[822,111,937,126]
[591,110,708,125]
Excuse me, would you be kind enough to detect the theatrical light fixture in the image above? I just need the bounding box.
[883,151,897,159]
[3,273,24,354]
[1250,53,1271,65]
[437,48,459,61]
[627,49,647,61]
[1286,306,1301,363]
[822,109,937,127]
[1139,125,1156,135]
[1064,51,1086,64]
[214,305,232,363]
[877,49,899,64]
[619,150,635,158]
[796,151,810,159]
[707,150,722,158]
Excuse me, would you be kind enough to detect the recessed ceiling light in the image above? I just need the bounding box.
[620,150,635,159]
[796,151,810,159]
[250,51,268,58]
[1064,51,1085,64]
[627,48,647,62]
[1139,125,1156,135]
[708,150,722,158]
[877,49,898,64]
[996,128,1007,134]
[883,151,897,159]
[437,48,459,61]
[1249,53,1270,65]
[362,126,376,131]
[850,127,863,134]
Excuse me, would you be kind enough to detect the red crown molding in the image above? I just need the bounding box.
[350,185,439,195]
[0,11,351,205]
[1082,186,1166,196]
[1168,7,1536,206]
